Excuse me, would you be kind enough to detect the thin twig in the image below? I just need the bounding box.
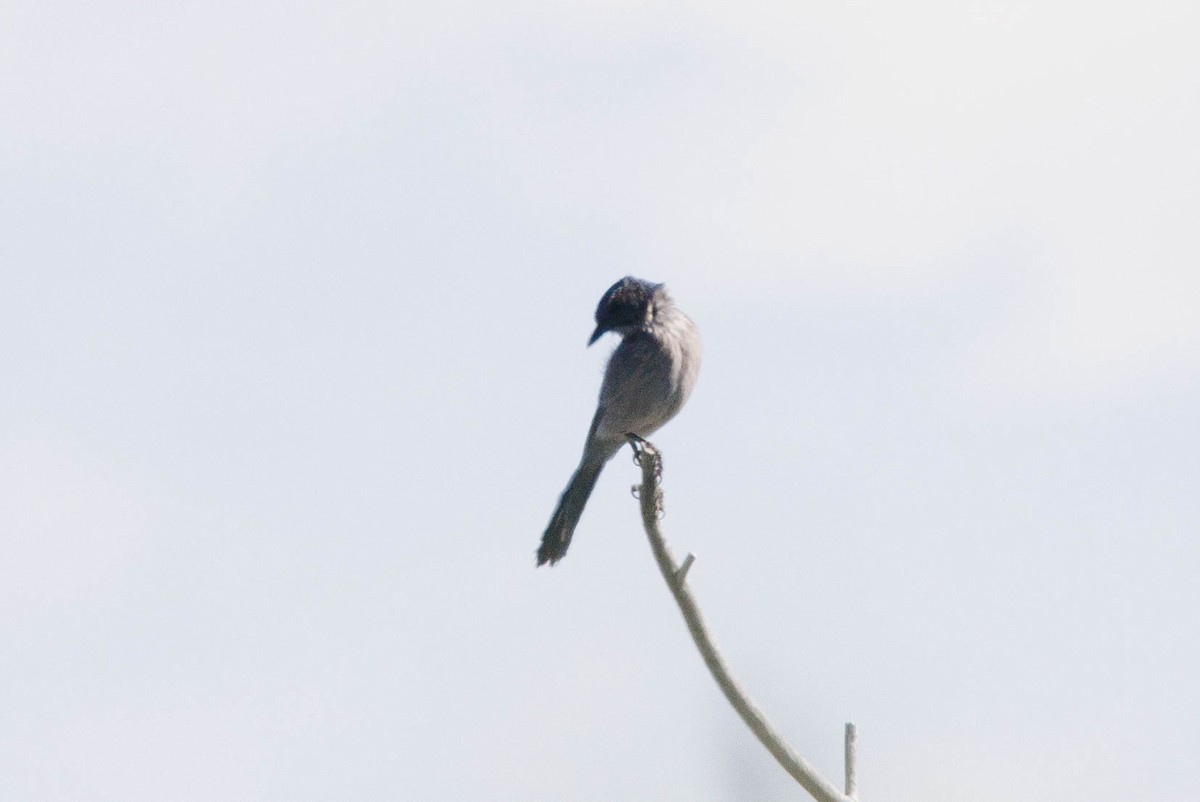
[845,722,858,799]
[676,552,696,582]
[626,435,856,802]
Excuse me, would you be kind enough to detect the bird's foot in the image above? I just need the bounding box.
[626,434,665,518]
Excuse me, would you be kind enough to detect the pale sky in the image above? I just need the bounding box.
[3,2,1198,800]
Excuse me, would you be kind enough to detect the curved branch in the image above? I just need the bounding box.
[627,434,857,802]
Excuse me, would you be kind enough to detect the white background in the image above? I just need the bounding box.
[3,2,1198,799]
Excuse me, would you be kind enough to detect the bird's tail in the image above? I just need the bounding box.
[537,459,605,566]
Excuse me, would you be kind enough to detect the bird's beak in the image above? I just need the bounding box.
[587,325,607,346]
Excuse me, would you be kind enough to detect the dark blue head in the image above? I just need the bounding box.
[588,276,664,345]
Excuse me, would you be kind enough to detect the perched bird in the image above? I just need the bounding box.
[537,277,701,566]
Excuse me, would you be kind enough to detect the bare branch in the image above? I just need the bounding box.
[676,552,696,582]
[627,434,856,802]
[845,722,858,799]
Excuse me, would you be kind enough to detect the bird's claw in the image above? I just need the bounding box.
[627,434,665,517]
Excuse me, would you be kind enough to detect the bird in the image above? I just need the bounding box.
[537,276,701,566]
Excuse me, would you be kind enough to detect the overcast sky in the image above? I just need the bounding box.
[3,2,1198,800]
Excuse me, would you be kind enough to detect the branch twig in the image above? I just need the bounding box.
[627,434,857,802]
[845,723,858,798]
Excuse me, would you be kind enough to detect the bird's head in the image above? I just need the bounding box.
[588,276,666,346]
